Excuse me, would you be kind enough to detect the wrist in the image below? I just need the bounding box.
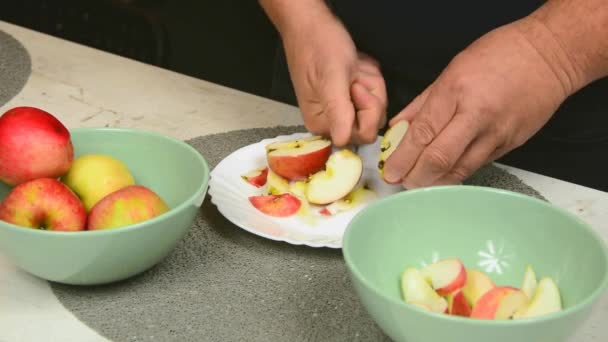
[258,0,337,39]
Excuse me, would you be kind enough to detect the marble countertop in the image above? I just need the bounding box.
[0,20,607,341]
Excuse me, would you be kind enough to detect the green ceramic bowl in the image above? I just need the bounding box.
[343,186,608,342]
[0,128,209,285]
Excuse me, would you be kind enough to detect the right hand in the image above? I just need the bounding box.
[281,13,388,146]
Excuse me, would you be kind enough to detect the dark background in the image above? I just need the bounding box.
[1,0,281,100]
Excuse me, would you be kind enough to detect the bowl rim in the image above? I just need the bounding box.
[342,185,608,326]
[0,127,210,236]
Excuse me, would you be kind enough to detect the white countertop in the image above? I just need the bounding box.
[0,20,607,342]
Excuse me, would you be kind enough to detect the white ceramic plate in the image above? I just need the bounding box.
[208,132,403,248]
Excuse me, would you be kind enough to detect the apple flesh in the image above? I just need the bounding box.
[62,154,136,211]
[401,267,448,313]
[306,149,363,205]
[521,265,538,300]
[378,120,409,178]
[249,193,301,218]
[266,169,290,195]
[241,167,268,188]
[461,269,496,307]
[421,258,467,296]
[266,136,332,181]
[319,184,376,216]
[447,290,472,317]
[514,277,562,319]
[0,178,86,231]
[0,106,74,186]
[470,286,529,320]
[87,185,169,230]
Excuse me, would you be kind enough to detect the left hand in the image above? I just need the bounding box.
[382,18,574,188]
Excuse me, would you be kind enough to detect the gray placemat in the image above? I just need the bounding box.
[51,126,546,342]
[0,30,31,107]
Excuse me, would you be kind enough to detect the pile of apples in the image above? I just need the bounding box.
[0,106,169,231]
[241,136,377,219]
[401,258,562,320]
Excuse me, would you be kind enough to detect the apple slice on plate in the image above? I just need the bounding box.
[401,267,449,313]
[513,277,562,319]
[306,149,363,205]
[241,167,268,188]
[461,269,496,307]
[266,136,332,181]
[248,193,301,218]
[267,169,290,195]
[378,120,409,177]
[420,258,467,296]
[319,183,376,216]
[470,286,529,320]
[521,265,538,299]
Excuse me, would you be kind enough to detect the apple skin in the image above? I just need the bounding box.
[447,290,472,317]
[241,167,268,188]
[470,286,529,320]
[249,193,301,217]
[87,185,170,230]
[421,258,467,296]
[0,178,86,231]
[266,136,332,181]
[62,154,136,211]
[461,269,496,307]
[0,106,74,186]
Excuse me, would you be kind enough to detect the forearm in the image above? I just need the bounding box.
[258,0,336,38]
[523,0,608,94]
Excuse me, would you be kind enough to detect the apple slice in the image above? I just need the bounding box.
[378,120,409,177]
[319,183,377,216]
[447,290,472,317]
[401,267,448,313]
[461,269,496,307]
[267,169,290,195]
[266,136,332,181]
[306,149,363,205]
[249,193,301,217]
[521,265,538,300]
[470,286,529,320]
[241,167,268,188]
[420,258,467,296]
[513,277,562,319]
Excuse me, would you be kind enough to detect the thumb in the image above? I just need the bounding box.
[321,68,356,146]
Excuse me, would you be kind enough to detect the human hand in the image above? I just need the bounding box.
[382,18,577,189]
[281,13,387,146]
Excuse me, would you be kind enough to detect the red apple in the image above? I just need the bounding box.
[241,167,268,188]
[266,136,332,181]
[421,258,467,296]
[0,178,86,231]
[0,106,74,186]
[87,185,170,230]
[249,193,301,217]
[446,290,472,317]
[306,149,363,205]
[401,267,448,313]
[461,269,496,307]
[470,286,529,320]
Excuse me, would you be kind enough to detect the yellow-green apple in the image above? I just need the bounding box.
[420,258,467,296]
[249,193,301,217]
[265,136,332,181]
[241,167,268,188]
[319,184,376,216]
[87,185,169,230]
[266,169,290,195]
[513,277,562,319]
[446,289,472,317]
[521,265,538,299]
[378,120,409,178]
[470,286,529,320]
[401,267,448,313]
[62,154,135,211]
[461,269,496,307]
[0,178,86,231]
[306,149,363,205]
[0,106,74,186]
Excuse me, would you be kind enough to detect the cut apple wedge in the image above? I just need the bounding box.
[241,167,268,188]
[266,136,332,181]
[249,193,301,217]
[521,265,538,300]
[319,183,377,216]
[447,289,472,317]
[306,149,363,205]
[461,269,496,307]
[401,267,448,313]
[421,258,467,296]
[470,286,529,320]
[513,277,562,319]
[267,169,290,195]
[378,120,409,177]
